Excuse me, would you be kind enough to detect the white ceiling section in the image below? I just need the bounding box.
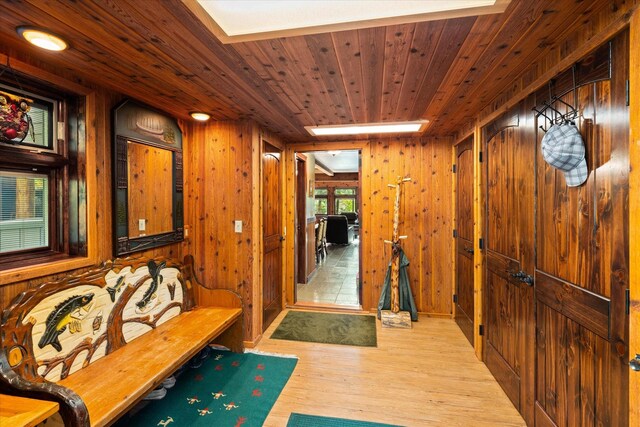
[196,0,507,42]
[312,150,360,174]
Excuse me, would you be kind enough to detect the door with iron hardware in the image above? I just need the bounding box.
[533,35,629,427]
[483,100,536,426]
[454,136,474,346]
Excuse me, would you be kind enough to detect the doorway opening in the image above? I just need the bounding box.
[294,150,361,308]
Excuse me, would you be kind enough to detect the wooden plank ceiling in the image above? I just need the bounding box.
[0,0,611,142]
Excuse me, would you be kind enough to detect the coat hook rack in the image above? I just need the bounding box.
[532,65,580,132]
[378,176,416,328]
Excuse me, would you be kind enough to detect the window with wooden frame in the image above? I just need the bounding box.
[0,79,86,270]
[314,187,328,214]
[334,187,357,214]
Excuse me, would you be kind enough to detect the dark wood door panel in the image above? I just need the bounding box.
[262,147,282,331]
[483,101,536,425]
[533,32,629,427]
[455,242,474,344]
[486,341,520,410]
[487,269,522,372]
[455,136,474,346]
[535,302,622,426]
[536,271,609,340]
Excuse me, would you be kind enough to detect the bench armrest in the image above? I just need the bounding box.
[0,352,88,427]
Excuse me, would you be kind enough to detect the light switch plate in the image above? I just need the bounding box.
[138,219,146,231]
[234,220,242,233]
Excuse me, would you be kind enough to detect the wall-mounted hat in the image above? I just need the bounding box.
[541,123,588,187]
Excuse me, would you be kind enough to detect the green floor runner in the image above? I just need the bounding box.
[270,311,377,347]
[287,413,403,426]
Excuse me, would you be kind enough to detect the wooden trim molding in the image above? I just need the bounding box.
[628,8,640,426]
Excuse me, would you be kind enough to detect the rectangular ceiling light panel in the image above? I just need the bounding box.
[305,120,429,136]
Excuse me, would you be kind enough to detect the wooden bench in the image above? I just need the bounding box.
[0,255,243,427]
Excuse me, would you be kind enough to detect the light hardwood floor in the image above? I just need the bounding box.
[259,309,525,426]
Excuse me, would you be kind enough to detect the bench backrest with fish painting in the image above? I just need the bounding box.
[0,255,197,384]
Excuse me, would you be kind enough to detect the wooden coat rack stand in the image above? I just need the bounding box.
[380,176,412,328]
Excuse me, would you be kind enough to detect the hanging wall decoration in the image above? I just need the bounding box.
[0,89,33,144]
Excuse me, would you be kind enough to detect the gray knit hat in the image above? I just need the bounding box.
[541,123,588,187]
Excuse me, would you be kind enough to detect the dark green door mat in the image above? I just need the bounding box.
[115,349,297,427]
[287,413,403,426]
[270,311,377,347]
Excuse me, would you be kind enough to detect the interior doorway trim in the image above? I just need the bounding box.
[284,140,369,311]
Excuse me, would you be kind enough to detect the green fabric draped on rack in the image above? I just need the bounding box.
[376,246,418,321]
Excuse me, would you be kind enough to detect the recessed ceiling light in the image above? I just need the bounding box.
[305,120,429,136]
[16,26,68,51]
[190,112,211,121]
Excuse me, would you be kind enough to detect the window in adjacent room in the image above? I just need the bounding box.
[0,81,86,269]
[334,187,356,214]
[314,187,328,214]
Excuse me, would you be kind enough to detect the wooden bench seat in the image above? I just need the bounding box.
[59,306,242,427]
[0,255,244,427]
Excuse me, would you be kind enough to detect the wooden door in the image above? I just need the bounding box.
[483,103,535,426]
[295,156,307,285]
[455,136,474,346]
[262,144,282,331]
[533,36,629,427]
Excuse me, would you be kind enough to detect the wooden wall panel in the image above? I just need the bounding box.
[285,138,453,317]
[181,120,269,342]
[363,137,453,316]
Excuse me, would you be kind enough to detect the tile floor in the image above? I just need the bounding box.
[296,239,360,306]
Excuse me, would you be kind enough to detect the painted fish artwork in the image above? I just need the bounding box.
[136,260,165,312]
[38,293,95,352]
[107,275,127,302]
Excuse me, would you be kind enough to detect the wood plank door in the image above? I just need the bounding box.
[263,143,282,332]
[483,103,535,426]
[295,156,307,285]
[533,35,629,427]
[455,136,474,346]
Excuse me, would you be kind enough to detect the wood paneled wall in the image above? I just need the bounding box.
[0,56,179,310]
[364,137,454,316]
[286,137,454,317]
[181,121,284,343]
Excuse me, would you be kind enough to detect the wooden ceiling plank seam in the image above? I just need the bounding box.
[379,23,417,122]
[391,21,442,121]
[134,0,305,137]
[417,14,507,128]
[303,33,355,124]
[408,16,477,121]
[247,38,329,124]
[357,26,387,122]
[117,0,304,133]
[434,0,591,133]
[278,35,341,126]
[417,0,540,129]
[21,0,239,117]
[330,30,368,124]
[391,20,446,121]
[230,41,313,120]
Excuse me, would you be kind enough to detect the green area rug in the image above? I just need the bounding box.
[271,311,377,347]
[115,349,297,427]
[287,413,403,427]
